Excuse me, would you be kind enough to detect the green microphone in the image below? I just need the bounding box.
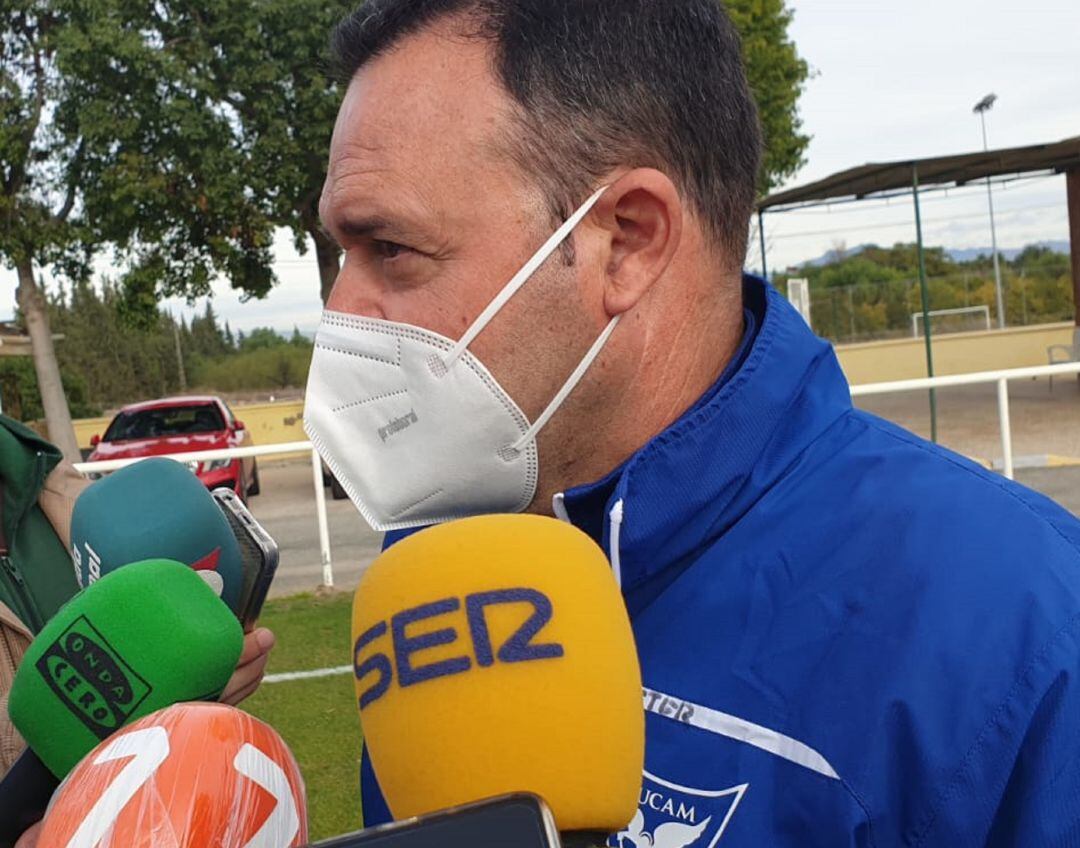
[7,558,243,779]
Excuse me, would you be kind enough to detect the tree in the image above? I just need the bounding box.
[3,1,286,456]
[96,0,352,307]
[187,302,220,358]
[185,0,353,305]
[1,2,85,461]
[727,0,812,195]
[240,327,287,352]
[56,0,281,316]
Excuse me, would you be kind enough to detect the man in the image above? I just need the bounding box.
[308,1,1080,844]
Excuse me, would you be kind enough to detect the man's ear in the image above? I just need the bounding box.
[590,169,683,317]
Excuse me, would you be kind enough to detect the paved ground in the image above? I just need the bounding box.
[855,376,1080,463]
[246,460,383,598]
[1016,467,1080,516]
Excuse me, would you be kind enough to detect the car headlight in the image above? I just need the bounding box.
[200,458,233,473]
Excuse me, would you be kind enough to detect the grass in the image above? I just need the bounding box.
[242,591,364,841]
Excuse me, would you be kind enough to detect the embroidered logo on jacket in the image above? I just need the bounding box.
[611,771,748,848]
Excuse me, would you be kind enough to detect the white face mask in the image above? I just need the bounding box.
[304,187,619,532]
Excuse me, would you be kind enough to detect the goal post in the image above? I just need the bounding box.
[911,305,992,338]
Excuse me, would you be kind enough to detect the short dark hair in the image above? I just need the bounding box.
[331,0,763,265]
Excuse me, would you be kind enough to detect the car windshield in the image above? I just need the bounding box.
[104,404,226,441]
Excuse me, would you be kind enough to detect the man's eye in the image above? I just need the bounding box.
[374,240,410,260]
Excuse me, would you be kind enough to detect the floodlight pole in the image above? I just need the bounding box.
[912,165,938,443]
[975,96,1006,329]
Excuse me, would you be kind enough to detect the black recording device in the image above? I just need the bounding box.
[309,795,562,848]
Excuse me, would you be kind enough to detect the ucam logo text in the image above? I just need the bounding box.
[354,587,564,709]
[612,772,749,848]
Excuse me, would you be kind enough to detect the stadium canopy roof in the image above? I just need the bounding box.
[758,135,1080,211]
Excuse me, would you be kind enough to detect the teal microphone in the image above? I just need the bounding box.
[70,458,244,613]
[7,558,243,779]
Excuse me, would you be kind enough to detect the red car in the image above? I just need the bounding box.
[87,396,260,499]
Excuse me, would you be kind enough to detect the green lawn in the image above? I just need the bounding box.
[242,591,364,841]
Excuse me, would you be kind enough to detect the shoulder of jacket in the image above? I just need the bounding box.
[37,459,90,552]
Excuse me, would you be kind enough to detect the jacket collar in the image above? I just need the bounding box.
[560,276,852,603]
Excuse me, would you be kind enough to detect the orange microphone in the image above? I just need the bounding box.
[37,703,308,848]
[352,514,644,841]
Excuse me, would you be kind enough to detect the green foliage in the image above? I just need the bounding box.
[241,327,291,352]
[727,0,811,195]
[776,244,1076,344]
[191,345,313,393]
[0,1,87,270]
[52,0,353,315]
[0,282,311,422]
[0,356,100,421]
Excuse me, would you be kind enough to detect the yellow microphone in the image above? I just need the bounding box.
[352,513,644,838]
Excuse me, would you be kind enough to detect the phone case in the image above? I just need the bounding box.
[212,488,280,630]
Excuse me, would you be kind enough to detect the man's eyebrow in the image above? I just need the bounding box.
[337,216,394,238]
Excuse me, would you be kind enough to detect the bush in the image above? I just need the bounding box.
[190,345,313,392]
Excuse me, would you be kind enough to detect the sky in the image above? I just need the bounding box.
[2,0,1079,334]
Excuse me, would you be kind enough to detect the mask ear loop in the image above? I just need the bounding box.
[437,186,609,375]
[501,313,621,460]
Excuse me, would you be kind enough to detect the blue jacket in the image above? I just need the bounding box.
[361,276,1080,846]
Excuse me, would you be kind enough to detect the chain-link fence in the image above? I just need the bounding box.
[776,267,1075,345]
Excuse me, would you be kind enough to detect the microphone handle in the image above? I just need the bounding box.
[0,749,59,848]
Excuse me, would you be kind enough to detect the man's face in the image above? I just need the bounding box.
[319,24,608,441]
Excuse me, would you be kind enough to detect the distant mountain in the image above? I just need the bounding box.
[944,241,1070,263]
[799,243,875,268]
[793,240,1069,270]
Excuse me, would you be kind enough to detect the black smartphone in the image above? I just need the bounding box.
[212,487,280,631]
[308,794,561,848]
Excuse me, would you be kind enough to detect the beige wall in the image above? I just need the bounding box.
[835,322,1077,385]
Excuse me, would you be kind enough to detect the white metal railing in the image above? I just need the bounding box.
[71,360,1080,590]
[75,442,334,589]
[850,361,1080,480]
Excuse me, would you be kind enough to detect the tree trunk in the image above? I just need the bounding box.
[15,259,82,464]
[312,226,341,306]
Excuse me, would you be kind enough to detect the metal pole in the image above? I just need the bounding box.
[310,448,334,589]
[980,110,1006,329]
[172,316,188,392]
[912,165,939,443]
[1067,168,1080,329]
[997,378,1014,480]
[758,209,768,281]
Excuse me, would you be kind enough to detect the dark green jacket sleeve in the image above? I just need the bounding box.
[0,416,80,633]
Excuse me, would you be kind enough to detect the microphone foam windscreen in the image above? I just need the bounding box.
[352,514,644,833]
[9,558,243,778]
[38,702,308,848]
[70,457,244,611]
